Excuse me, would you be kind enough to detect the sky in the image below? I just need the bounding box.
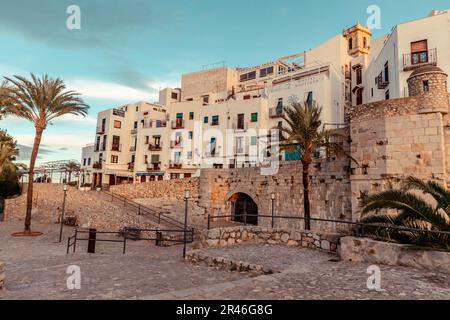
[0,0,448,165]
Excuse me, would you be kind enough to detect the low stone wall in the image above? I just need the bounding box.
[201,226,341,253]
[186,250,277,275]
[0,262,4,290]
[340,237,450,274]
[110,178,199,200]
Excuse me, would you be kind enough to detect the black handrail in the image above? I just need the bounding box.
[206,213,450,237]
[100,189,192,231]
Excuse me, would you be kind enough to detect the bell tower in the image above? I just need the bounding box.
[343,22,371,57]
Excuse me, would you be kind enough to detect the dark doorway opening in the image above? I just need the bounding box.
[229,193,258,225]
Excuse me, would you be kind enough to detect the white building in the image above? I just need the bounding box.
[82,9,450,187]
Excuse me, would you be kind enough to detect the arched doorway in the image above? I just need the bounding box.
[229,193,258,225]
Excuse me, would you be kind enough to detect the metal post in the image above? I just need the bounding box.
[73,229,77,253]
[183,194,189,259]
[271,198,275,228]
[58,188,67,243]
[87,228,97,253]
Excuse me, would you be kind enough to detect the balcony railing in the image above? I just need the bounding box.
[204,150,218,158]
[171,120,185,129]
[403,48,437,71]
[147,162,162,172]
[376,72,389,89]
[128,162,134,171]
[170,140,183,148]
[96,126,105,134]
[111,143,122,152]
[112,109,125,117]
[143,120,167,129]
[131,129,138,135]
[130,146,136,152]
[169,163,182,169]
[232,122,249,131]
[93,162,102,169]
[269,107,285,118]
[100,143,106,151]
[148,143,163,151]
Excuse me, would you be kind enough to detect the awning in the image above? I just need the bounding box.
[136,172,165,177]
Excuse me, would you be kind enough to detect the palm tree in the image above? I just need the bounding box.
[1,74,89,233]
[65,161,80,183]
[361,176,450,249]
[278,102,354,230]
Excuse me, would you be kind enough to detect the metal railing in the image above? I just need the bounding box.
[172,120,185,129]
[66,227,194,255]
[206,213,450,239]
[148,143,163,151]
[101,189,190,231]
[269,107,284,118]
[403,48,437,71]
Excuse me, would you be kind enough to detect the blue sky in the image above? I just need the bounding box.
[0,0,448,164]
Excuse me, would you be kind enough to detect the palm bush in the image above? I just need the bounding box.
[361,176,450,249]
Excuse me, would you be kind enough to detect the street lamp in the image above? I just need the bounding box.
[271,193,275,228]
[183,189,190,259]
[59,184,68,243]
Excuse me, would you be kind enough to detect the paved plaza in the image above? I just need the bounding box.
[0,222,449,300]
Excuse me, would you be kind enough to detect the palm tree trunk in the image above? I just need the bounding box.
[24,127,43,232]
[302,161,311,230]
[68,171,71,183]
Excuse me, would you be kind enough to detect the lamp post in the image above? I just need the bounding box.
[271,193,275,228]
[59,184,68,243]
[182,189,190,259]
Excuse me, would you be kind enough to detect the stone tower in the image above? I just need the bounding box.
[342,22,371,57]
[407,65,449,114]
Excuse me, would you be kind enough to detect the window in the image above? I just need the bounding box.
[189,112,194,120]
[348,38,353,50]
[144,155,148,164]
[133,121,138,129]
[251,113,258,122]
[111,155,118,163]
[136,106,139,112]
[176,113,183,119]
[306,92,313,105]
[356,68,362,85]
[88,158,91,166]
[131,155,135,163]
[371,88,374,97]
[212,115,219,126]
[202,95,210,105]
[203,116,209,124]
[187,151,193,160]
[151,154,160,164]
[277,98,283,110]
[112,135,120,151]
[237,114,245,130]
[188,131,193,139]
[114,120,121,129]
[101,118,106,131]
[385,90,390,100]
[423,80,430,92]
[250,136,257,146]
[171,92,178,100]
[363,37,367,48]
[240,71,257,82]
[83,158,86,166]
[384,61,389,82]
[243,95,251,100]
[210,137,217,155]
[411,40,428,65]
[260,66,274,78]
[356,89,363,105]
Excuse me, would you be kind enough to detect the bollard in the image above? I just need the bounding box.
[155,231,163,246]
[87,228,97,253]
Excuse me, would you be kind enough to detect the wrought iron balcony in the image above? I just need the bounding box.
[147,162,162,172]
[131,128,138,135]
[93,162,102,169]
[169,163,182,169]
[130,146,136,152]
[96,126,105,134]
[148,143,163,151]
[269,107,285,118]
[403,48,437,71]
[232,122,249,131]
[171,120,185,129]
[170,140,183,148]
[376,72,389,89]
[111,143,122,152]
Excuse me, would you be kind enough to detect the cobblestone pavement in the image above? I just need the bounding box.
[1,222,449,300]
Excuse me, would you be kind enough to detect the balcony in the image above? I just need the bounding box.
[170,140,183,148]
[131,128,138,135]
[345,70,351,80]
[147,162,162,172]
[171,120,185,129]
[130,146,136,152]
[143,120,167,129]
[403,48,437,71]
[111,143,122,152]
[376,72,389,89]
[204,150,218,158]
[96,126,105,134]
[112,109,125,117]
[169,162,182,169]
[269,107,285,118]
[128,162,134,171]
[232,122,249,132]
[94,145,100,152]
[148,143,163,151]
[93,162,102,170]
[100,143,106,151]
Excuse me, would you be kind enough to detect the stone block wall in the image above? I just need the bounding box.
[341,237,450,274]
[110,178,199,200]
[199,158,352,232]
[201,226,341,253]
[348,96,449,220]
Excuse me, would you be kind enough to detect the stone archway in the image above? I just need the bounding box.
[228,193,258,225]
